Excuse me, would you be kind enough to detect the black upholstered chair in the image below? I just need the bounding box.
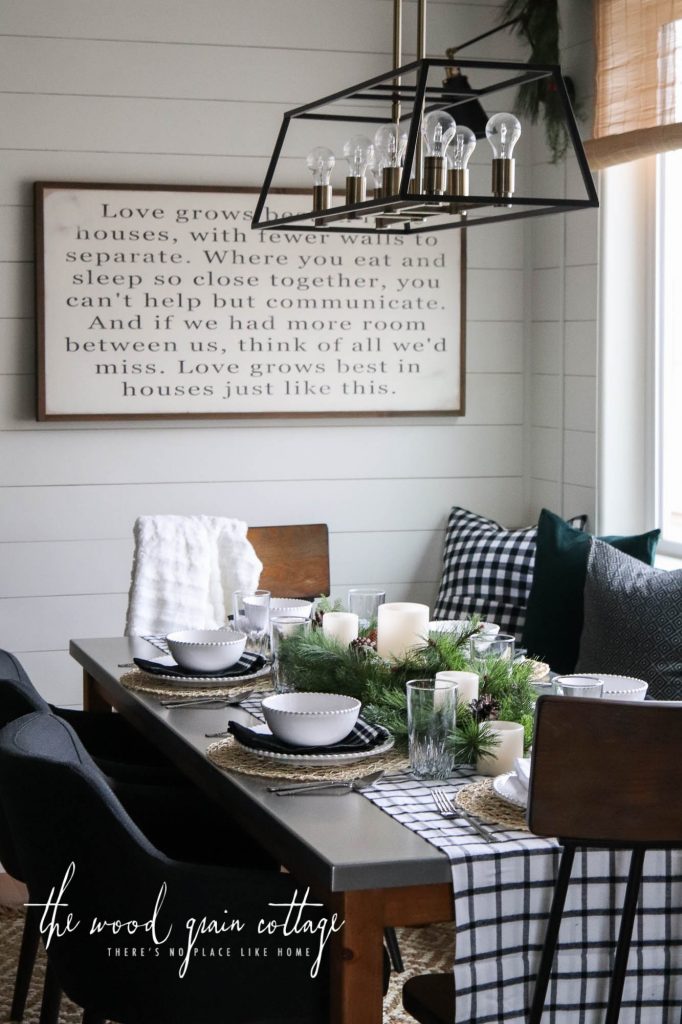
[0,712,331,1024]
[0,650,277,1022]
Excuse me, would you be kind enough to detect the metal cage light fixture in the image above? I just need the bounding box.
[252,0,598,236]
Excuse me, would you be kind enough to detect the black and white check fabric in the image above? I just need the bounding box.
[361,770,682,1024]
[433,509,586,638]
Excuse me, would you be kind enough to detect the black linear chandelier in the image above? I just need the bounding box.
[252,0,598,236]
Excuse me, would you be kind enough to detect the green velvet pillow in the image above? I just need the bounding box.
[522,509,660,674]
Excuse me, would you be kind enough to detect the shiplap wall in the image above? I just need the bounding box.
[0,0,533,706]
[526,0,600,526]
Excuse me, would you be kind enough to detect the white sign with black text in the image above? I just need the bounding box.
[36,185,465,420]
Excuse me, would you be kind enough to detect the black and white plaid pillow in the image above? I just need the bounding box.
[433,508,587,638]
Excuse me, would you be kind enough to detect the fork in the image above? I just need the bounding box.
[432,788,500,843]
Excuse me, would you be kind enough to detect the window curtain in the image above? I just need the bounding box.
[585,0,682,169]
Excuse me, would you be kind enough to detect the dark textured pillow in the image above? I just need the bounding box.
[433,507,587,638]
[522,509,660,674]
[577,539,682,700]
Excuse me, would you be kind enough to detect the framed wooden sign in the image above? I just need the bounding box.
[35,183,466,421]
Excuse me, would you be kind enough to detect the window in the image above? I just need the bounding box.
[656,148,682,555]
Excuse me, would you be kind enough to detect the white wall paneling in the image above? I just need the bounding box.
[0,0,537,705]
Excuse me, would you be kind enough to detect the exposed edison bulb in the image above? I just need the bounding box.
[368,153,384,193]
[422,111,457,158]
[374,123,408,168]
[486,113,521,200]
[343,135,374,178]
[447,126,476,207]
[450,126,476,171]
[485,113,521,160]
[306,146,335,187]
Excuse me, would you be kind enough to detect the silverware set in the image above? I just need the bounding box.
[267,770,386,796]
[432,787,500,843]
[158,692,254,710]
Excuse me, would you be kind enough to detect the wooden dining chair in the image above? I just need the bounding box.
[526,695,682,1024]
[401,696,682,1024]
[248,523,330,599]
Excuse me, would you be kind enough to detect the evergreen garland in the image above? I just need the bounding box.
[278,621,538,764]
[501,0,580,163]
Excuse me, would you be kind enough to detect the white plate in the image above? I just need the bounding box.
[493,771,528,809]
[232,726,395,766]
[428,619,500,635]
[140,655,271,689]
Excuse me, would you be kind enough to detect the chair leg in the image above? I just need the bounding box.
[38,959,62,1024]
[11,903,41,1021]
[528,844,576,1024]
[384,926,405,973]
[604,848,645,1024]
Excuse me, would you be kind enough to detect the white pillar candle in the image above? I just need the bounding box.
[322,611,359,647]
[376,602,430,662]
[436,671,479,705]
[476,720,525,777]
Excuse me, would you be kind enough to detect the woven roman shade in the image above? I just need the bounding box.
[586,0,682,169]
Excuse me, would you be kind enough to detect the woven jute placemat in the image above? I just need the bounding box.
[454,778,529,832]
[206,735,409,782]
[120,668,272,700]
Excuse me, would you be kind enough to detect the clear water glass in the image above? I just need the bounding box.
[232,589,270,654]
[407,678,457,781]
[347,589,386,630]
[270,615,311,694]
[554,675,604,698]
[470,632,516,662]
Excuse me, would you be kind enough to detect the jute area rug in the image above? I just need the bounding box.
[0,906,454,1023]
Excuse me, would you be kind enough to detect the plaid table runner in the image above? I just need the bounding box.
[361,770,682,1024]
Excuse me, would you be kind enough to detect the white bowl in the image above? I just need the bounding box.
[558,673,648,702]
[429,619,500,636]
[261,692,361,747]
[270,597,313,619]
[166,629,246,673]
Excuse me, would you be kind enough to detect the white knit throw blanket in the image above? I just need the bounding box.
[125,515,263,636]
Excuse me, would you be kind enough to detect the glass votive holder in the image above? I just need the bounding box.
[232,589,271,654]
[470,632,516,662]
[476,720,525,777]
[553,675,604,699]
[347,589,386,630]
[270,615,311,694]
[407,678,457,781]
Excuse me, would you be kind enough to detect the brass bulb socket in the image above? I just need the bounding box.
[345,176,366,219]
[382,166,401,197]
[448,167,470,214]
[312,184,332,213]
[373,186,383,201]
[424,156,447,195]
[492,158,515,198]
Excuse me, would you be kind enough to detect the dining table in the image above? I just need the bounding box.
[70,636,682,1024]
[70,634,455,1024]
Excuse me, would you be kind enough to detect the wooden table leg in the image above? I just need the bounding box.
[82,670,113,713]
[329,889,386,1024]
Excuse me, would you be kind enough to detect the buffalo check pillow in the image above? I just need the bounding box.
[433,507,587,638]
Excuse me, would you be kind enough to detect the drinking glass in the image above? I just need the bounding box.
[347,589,386,630]
[470,632,516,662]
[407,678,457,781]
[554,675,604,699]
[270,615,311,694]
[232,589,270,654]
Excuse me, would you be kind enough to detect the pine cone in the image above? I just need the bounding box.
[350,635,377,657]
[471,694,500,723]
[312,608,325,629]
